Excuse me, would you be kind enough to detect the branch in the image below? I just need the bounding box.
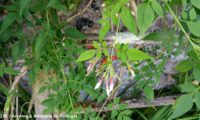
[74,95,178,113]
[10,66,28,92]
[67,0,93,23]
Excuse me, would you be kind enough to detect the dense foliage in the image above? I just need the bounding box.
[0,0,200,120]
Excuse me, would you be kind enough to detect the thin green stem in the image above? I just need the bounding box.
[51,41,74,109]
[46,10,73,110]
[164,1,200,60]
[164,1,191,44]
[184,72,188,84]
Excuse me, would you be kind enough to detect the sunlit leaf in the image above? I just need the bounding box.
[187,21,200,37]
[143,32,163,41]
[189,8,196,20]
[127,48,151,61]
[137,3,154,34]
[191,0,200,9]
[77,50,96,62]
[120,7,137,34]
[151,0,163,17]
[99,20,110,41]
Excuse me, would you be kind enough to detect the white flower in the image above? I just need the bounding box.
[112,32,142,44]
[128,66,136,78]
[130,69,136,78]
[106,79,110,96]
[86,58,98,76]
[109,77,114,92]
[101,3,105,7]
[94,81,102,90]
[94,76,104,89]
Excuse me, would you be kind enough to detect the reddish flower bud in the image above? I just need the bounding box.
[101,58,107,64]
[85,44,95,49]
[95,76,104,89]
[106,78,110,96]
[109,77,114,92]
[128,66,135,78]
[111,56,117,61]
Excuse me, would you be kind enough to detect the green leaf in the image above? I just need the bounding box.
[0,13,18,33]
[42,98,57,114]
[35,33,46,58]
[107,103,113,109]
[175,60,193,72]
[122,110,132,115]
[120,7,137,34]
[193,64,200,82]
[65,27,86,40]
[111,110,118,118]
[181,11,187,19]
[137,3,154,34]
[189,8,196,20]
[123,116,131,120]
[28,68,36,85]
[151,0,163,17]
[103,49,109,56]
[96,50,102,59]
[12,40,26,63]
[143,32,163,41]
[99,20,110,41]
[118,103,127,110]
[4,67,19,75]
[47,0,66,11]
[121,52,127,63]
[126,48,151,61]
[187,21,200,37]
[77,50,96,62]
[5,5,18,11]
[191,0,200,9]
[30,0,48,12]
[119,0,129,4]
[182,0,187,9]
[93,41,99,48]
[20,0,31,15]
[114,97,120,104]
[150,106,170,120]
[117,113,123,120]
[170,94,193,119]
[194,93,200,109]
[179,83,197,93]
[39,86,47,94]
[0,83,8,96]
[111,3,121,25]
[144,85,154,100]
